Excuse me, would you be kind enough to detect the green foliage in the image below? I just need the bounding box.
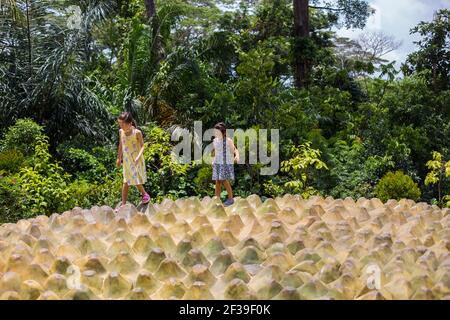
[402,9,450,92]
[357,72,449,187]
[58,147,108,182]
[235,46,280,126]
[0,1,114,145]
[0,149,25,174]
[374,170,421,202]
[271,90,315,143]
[147,47,212,126]
[280,141,328,197]
[325,139,395,199]
[0,176,24,223]
[91,146,118,171]
[17,135,71,216]
[307,86,354,139]
[425,151,450,207]
[17,166,70,216]
[66,176,124,210]
[143,124,190,201]
[425,151,450,185]
[1,130,127,219]
[193,165,214,197]
[332,0,373,29]
[263,178,286,198]
[1,119,44,156]
[443,195,450,208]
[65,179,98,209]
[262,142,328,198]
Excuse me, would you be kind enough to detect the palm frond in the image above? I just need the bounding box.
[0,0,116,143]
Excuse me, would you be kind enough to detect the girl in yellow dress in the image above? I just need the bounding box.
[116,112,150,211]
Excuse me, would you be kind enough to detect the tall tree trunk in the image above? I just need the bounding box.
[143,0,162,69]
[25,0,32,79]
[143,0,163,124]
[293,0,310,88]
[144,0,156,19]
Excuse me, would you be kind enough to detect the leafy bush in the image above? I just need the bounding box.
[17,135,72,215]
[91,146,118,172]
[142,124,190,201]
[233,169,260,198]
[0,149,25,174]
[67,174,126,209]
[193,165,214,196]
[280,141,328,198]
[66,179,122,209]
[259,141,328,198]
[18,166,70,216]
[1,119,44,156]
[58,147,108,182]
[374,170,421,202]
[263,178,286,197]
[425,151,450,207]
[64,180,98,209]
[0,176,24,223]
[326,139,395,199]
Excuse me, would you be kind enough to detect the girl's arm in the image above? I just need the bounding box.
[116,130,123,167]
[134,130,145,163]
[230,138,240,163]
[211,138,215,164]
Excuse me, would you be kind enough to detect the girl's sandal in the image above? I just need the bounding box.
[142,193,151,204]
[223,198,234,207]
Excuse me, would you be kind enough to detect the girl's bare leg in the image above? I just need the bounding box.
[121,182,129,205]
[223,180,233,199]
[215,180,223,198]
[136,184,146,195]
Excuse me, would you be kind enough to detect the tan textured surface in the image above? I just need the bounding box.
[0,195,449,300]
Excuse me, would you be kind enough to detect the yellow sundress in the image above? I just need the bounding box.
[120,128,147,185]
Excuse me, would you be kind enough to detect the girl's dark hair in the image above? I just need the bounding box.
[214,122,227,137]
[118,111,137,128]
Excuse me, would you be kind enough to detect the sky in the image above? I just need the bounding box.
[335,0,450,68]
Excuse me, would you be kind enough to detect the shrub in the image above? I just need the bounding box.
[193,165,214,196]
[65,175,126,210]
[58,147,107,182]
[327,139,395,199]
[16,135,72,216]
[0,149,25,174]
[374,170,421,202]
[143,124,190,200]
[82,172,135,208]
[91,146,118,172]
[280,141,328,198]
[66,179,121,209]
[1,119,44,156]
[263,179,285,197]
[0,175,24,223]
[18,166,71,216]
[425,151,450,207]
[65,180,96,209]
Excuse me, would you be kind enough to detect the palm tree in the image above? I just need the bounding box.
[0,0,116,145]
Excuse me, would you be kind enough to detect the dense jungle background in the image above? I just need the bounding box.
[0,0,449,223]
